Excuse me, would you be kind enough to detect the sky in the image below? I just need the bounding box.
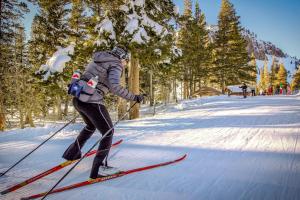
[23,0,300,58]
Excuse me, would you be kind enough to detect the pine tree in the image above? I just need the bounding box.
[89,0,176,119]
[0,0,29,130]
[184,0,192,16]
[213,0,252,93]
[276,63,287,89]
[270,56,279,91]
[249,52,257,86]
[259,66,265,92]
[189,2,211,96]
[291,67,300,91]
[29,0,70,120]
[178,0,211,99]
[263,59,270,89]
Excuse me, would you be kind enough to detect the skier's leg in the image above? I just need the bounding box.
[62,98,96,161]
[89,104,114,179]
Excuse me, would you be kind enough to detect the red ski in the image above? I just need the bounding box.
[21,154,187,200]
[1,139,123,195]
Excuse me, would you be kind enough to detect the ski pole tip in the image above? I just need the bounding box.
[1,190,9,195]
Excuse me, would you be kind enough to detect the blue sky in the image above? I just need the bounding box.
[24,0,300,58]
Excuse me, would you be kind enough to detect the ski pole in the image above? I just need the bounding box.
[40,101,139,200]
[0,115,79,178]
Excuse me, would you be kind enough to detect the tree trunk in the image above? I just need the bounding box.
[0,103,5,131]
[56,96,63,120]
[193,77,196,94]
[199,78,202,98]
[149,69,154,106]
[118,66,128,120]
[184,79,189,99]
[173,79,178,103]
[167,84,170,104]
[25,110,35,127]
[19,109,25,129]
[189,70,193,98]
[181,81,183,100]
[221,76,225,94]
[129,56,140,119]
[63,96,69,117]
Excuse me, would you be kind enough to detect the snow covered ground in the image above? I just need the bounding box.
[0,95,300,200]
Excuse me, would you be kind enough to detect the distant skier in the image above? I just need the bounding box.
[63,45,144,179]
[239,82,248,98]
[250,86,256,96]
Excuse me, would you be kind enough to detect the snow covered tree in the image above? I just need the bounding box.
[90,0,176,119]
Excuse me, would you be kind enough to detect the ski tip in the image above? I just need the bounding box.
[20,197,30,200]
[180,154,187,160]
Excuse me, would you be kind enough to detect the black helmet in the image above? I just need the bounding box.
[111,45,129,61]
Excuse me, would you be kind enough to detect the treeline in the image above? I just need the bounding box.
[0,0,260,130]
[258,57,300,93]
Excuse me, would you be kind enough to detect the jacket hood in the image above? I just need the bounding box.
[93,51,121,64]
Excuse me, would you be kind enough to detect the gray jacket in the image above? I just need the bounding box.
[81,51,135,104]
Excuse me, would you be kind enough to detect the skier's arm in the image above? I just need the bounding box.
[108,65,136,101]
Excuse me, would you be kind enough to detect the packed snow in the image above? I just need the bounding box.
[0,95,300,200]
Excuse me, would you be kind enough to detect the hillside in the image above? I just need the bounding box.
[207,25,300,83]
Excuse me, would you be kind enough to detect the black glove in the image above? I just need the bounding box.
[134,94,144,103]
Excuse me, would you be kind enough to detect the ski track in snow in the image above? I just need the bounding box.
[0,95,300,200]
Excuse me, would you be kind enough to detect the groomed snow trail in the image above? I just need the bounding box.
[0,95,300,200]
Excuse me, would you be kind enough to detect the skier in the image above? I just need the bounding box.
[63,45,144,179]
[250,86,256,96]
[239,82,248,98]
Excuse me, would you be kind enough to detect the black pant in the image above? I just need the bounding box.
[242,89,247,98]
[62,98,114,179]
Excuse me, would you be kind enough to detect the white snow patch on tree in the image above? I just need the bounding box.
[132,27,150,44]
[142,14,164,35]
[154,49,162,56]
[125,15,139,34]
[38,45,74,80]
[133,0,145,7]
[171,46,182,57]
[96,18,116,40]
[119,5,129,12]
[174,6,180,15]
